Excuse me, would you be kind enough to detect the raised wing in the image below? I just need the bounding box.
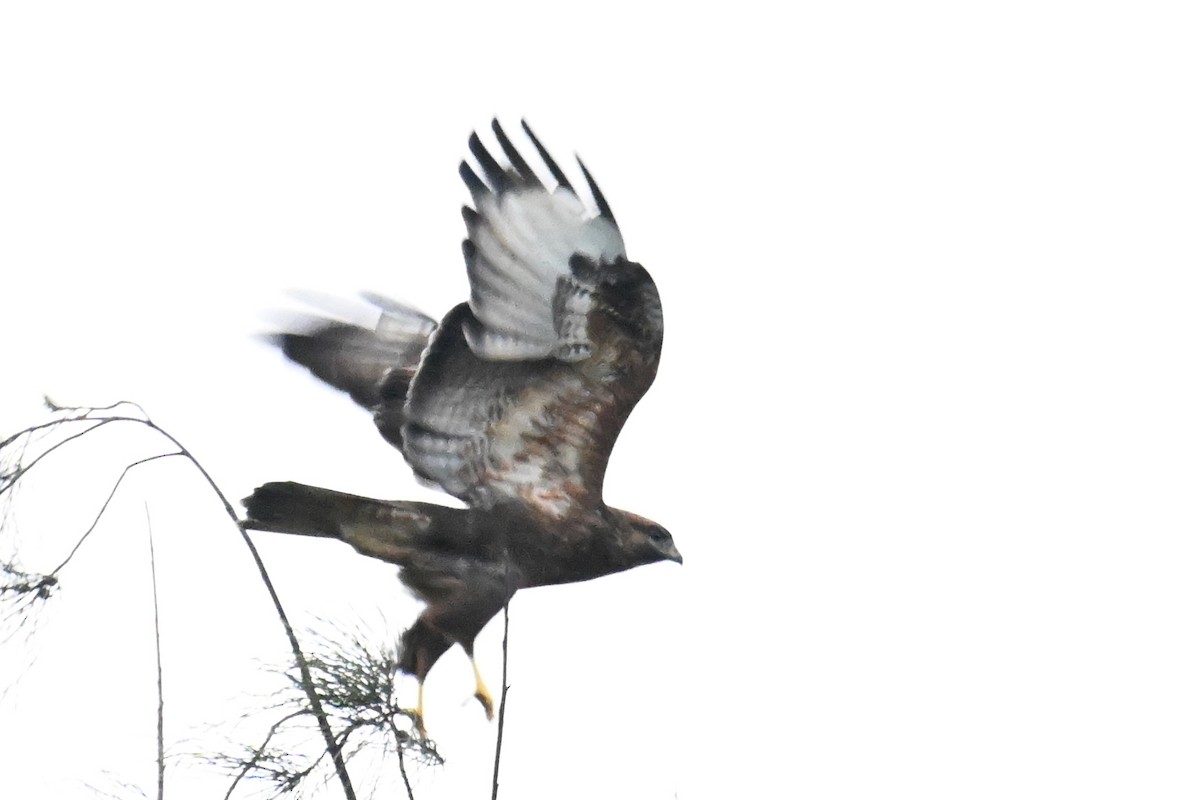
[401,121,664,516]
[459,120,631,361]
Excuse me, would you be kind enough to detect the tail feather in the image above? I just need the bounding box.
[241,481,461,565]
[242,481,358,537]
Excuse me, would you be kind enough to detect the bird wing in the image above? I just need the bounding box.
[401,121,663,517]
[269,295,436,450]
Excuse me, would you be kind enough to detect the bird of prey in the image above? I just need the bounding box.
[242,121,681,734]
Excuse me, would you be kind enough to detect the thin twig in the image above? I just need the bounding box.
[0,405,137,453]
[50,451,182,576]
[220,710,309,800]
[389,719,416,800]
[43,396,150,418]
[0,418,119,490]
[1,407,359,799]
[134,416,359,800]
[145,503,166,800]
[491,600,511,800]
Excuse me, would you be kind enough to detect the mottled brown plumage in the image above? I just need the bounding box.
[242,121,680,731]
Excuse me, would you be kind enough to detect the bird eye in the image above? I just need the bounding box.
[648,526,669,543]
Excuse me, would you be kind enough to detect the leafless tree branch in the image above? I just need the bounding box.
[389,718,417,800]
[218,710,308,800]
[144,504,166,800]
[213,621,440,798]
[49,451,182,576]
[0,402,359,799]
[491,600,511,800]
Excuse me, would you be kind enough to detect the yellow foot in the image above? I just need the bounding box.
[474,687,495,720]
[402,681,427,737]
[471,657,495,721]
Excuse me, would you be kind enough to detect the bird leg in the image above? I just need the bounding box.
[402,681,427,738]
[471,657,495,720]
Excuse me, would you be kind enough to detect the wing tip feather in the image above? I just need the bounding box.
[576,156,616,225]
[519,120,575,194]
[459,160,487,197]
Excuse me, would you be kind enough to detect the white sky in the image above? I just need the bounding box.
[1,2,1199,798]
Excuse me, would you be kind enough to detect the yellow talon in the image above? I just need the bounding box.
[472,657,495,720]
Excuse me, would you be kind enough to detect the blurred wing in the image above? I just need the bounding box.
[402,123,664,515]
[269,295,436,449]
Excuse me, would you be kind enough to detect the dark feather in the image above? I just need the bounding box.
[576,156,616,224]
[459,160,488,198]
[490,118,538,185]
[461,205,480,232]
[468,131,510,192]
[520,119,574,194]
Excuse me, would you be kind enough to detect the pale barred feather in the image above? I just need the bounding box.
[464,327,556,361]
[481,192,573,281]
[490,191,581,273]
[467,224,560,341]
[507,188,623,265]
[466,187,625,362]
[552,276,594,357]
[465,247,554,335]
[402,428,478,498]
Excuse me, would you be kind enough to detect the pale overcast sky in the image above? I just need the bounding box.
[2,2,1199,799]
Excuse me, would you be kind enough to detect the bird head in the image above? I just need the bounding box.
[606,507,683,567]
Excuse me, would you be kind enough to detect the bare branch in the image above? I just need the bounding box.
[0,404,361,798]
[0,418,119,491]
[389,719,417,800]
[141,424,362,800]
[0,564,57,599]
[49,451,182,576]
[145,504,166,800]
[218,710,308,800]
[214,621,440,798]
[0,401,144,454]
[491,600,511,800]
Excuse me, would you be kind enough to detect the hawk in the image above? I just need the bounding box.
[242,121,681,733]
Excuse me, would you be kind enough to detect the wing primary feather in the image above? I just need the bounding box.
[491,119,538,186]
[461,205,480,230]
[576,156,616,225]
[459,160,488,198]
[468,132,511,191]
[520,119,575,194]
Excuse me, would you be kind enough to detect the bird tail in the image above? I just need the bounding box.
[241,481,462,565]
